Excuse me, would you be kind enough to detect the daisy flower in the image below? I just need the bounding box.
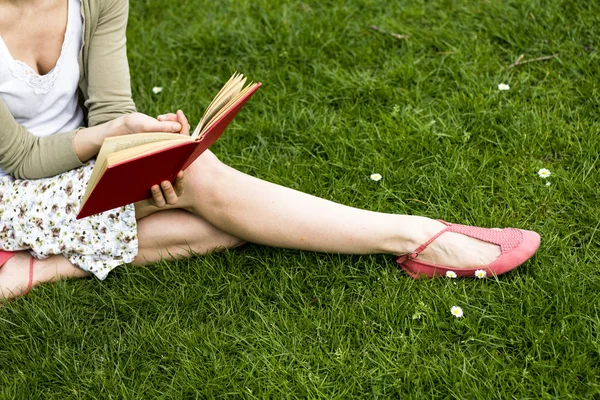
[450,306,464,318]
[446,271,457,278]
[152,87,163,94]
[498,83,510,91]
[370,173,382,181]
[545,181,551,186]
[537,168,551,178]
[475,269,487,279]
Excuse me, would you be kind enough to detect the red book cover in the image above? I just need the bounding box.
[76,142,196,219]
[76,81,261,219]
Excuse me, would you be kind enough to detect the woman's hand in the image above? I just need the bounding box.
[109,112,184,136]
[150,170,185,208]
[73,112,184,162]
[149,110,190,208]
[156,110,191,136]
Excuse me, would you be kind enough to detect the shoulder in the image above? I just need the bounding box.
[82,0,129,21]
[100,0,129,12]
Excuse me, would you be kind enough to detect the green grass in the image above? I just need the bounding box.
[2,0,600,397]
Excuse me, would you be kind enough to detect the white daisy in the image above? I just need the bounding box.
[152,87,163,94]
[370,173,382,181]
[475,269,487,279]
[545,181,551,186]
[450,306,464,318]
[498,83,510,91]
[538,168,551,178]
[446,271,457,278]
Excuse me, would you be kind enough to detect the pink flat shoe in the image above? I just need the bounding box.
[396,221,541,279]
[0,250,35,295]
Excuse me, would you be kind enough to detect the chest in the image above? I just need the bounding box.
[0,0,68,76]
[0,0,83,137]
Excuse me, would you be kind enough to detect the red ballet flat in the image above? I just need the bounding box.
[396,221,541,279]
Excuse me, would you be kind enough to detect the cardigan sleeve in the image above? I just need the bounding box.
[0,99,84,179]
[83,0,136,127]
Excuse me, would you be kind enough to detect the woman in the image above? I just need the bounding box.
[0,0,540,299]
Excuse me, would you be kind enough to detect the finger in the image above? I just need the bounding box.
[176,110,191,135]
[151,184,166,208]
[145,120,182,133]
[157,113,178,122]
[160,180,179,205]
[174,171,185,196]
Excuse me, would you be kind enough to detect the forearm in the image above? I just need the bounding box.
[72,118,120,162]
[8,131,84,179]
[1,102,113,179]
[0,100,83,179]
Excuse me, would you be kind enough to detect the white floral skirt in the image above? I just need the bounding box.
[0,162,138,280]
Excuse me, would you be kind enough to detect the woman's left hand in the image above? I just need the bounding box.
[150,170,184,207]
[150,110,189,207]
[157,110,191,136]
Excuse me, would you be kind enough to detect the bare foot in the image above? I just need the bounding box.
[1,252,89,300]
[0,251,33,300]
[415,221,501,269]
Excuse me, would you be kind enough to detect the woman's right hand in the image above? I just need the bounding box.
[108,112,183,136]
[73,112,184,162]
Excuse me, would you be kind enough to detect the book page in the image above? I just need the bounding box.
[82,157,109,204]
[198,82,260,137]
[103,132,193,154]
[192,73,247,139]
[106,139,192,166]
[198,76,246,133]
[197,72,241,129]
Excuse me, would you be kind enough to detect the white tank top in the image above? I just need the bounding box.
[0,0,84,177]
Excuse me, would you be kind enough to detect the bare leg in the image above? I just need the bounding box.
[1,149,503,299]
[0,210,243,300]
[133,209,244,264]
[137,150,501,267]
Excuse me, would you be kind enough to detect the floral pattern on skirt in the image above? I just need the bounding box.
[0,162,138,280]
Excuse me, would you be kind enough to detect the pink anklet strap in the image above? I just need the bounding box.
[24,257,34,295]
[397,221,451,263]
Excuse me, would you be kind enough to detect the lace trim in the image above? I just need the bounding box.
[7,10,75,95]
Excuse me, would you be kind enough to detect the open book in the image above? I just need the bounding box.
[76,72,261,219]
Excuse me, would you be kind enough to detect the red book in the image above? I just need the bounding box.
[77,73,260,219]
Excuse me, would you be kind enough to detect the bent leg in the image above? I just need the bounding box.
[0,210,243,300]
[133,209,245,265]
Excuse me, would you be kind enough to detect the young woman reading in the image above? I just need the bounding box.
[0,0,540,299]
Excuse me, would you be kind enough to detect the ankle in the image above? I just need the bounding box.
[386,216,446,255]
[34,256,90,282]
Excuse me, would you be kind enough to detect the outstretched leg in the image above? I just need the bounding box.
[137,150,502,268]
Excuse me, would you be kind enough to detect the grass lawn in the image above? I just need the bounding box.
[1,0,599,397]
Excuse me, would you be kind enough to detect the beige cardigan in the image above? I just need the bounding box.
[0,0,136,179]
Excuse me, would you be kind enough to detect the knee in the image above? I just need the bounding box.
[187,149,227,181]
[188,225,246,254]
[214,232,247,251]
[184,150,234,207]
